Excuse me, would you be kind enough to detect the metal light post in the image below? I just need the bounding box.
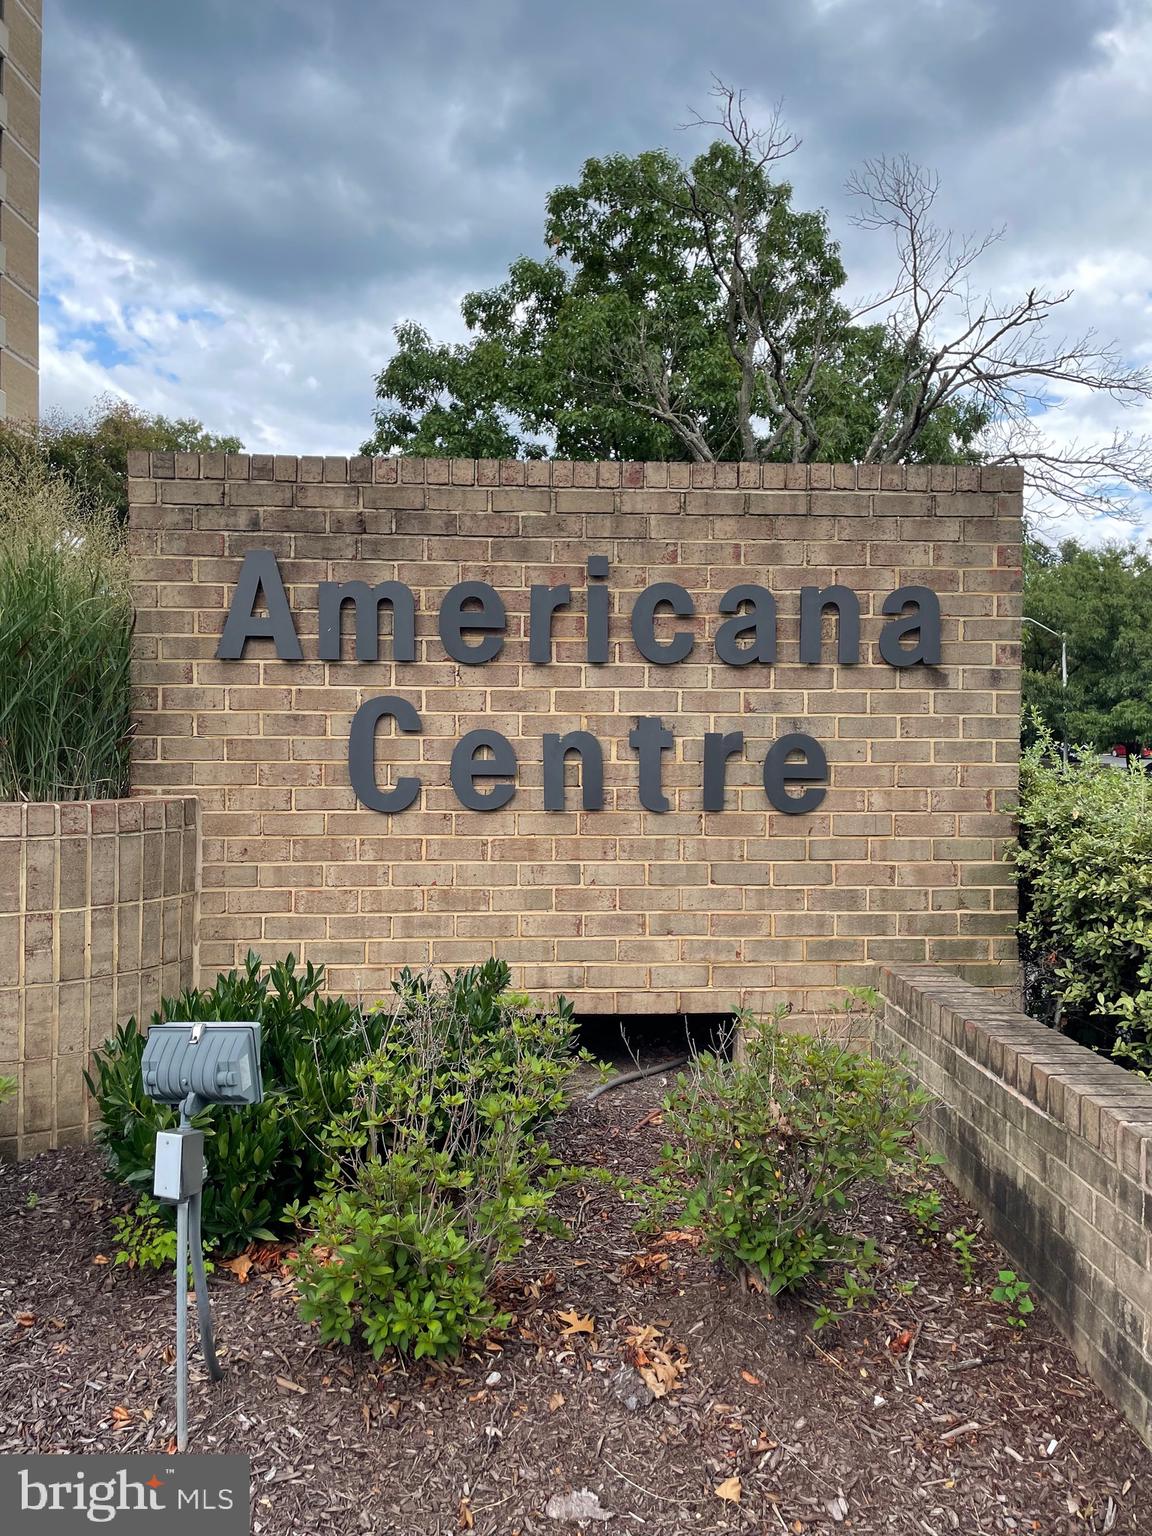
[1022,616,1068,766]
[141,1020,263,1452]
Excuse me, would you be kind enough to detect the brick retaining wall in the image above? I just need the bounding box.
[877,965,1152,1448]
[0,798,200,1158]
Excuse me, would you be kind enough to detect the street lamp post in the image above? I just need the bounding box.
[1022,616,1068,766]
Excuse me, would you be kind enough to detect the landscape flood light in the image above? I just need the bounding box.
[140,1019,263,1452]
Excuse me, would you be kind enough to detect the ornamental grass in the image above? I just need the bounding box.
[0,458,133,800]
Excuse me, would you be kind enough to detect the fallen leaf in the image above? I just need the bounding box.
[92,1255,110,1266]
[825,1494,849,1523]
[888,1328,915,1355]
[111,1405,132,1426]
[544,1489,613,1523]
[14,1312,36,1328]
[274,1375,308,1395]
[547,1392,566,1412]
[740,1369,761,1386]
[715,1476,742,1504]
[620,1252,669,1280]
[458,1496,474,1530]
[555,1309,595,1337]
[221,1255,254,1284]
[635,1340,688,1399]
[623,1323,663,1356]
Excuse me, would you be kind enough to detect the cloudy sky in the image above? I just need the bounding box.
[41,0,1152,539]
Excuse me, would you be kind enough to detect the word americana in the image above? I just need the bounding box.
[216,549,943,816]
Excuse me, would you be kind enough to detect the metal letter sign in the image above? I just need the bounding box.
[214,551,945,816]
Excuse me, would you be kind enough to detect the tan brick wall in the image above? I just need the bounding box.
[0,0,41,420]
[0,797,200,1159]
[876,966,1152,1449]
[128,455,1022,1014]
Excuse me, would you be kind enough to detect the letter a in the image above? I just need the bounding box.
[217,550,303,660]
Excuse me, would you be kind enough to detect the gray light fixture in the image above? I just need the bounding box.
[141,1020,263,1452]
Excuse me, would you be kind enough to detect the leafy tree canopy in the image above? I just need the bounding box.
[0,395,243,521]
[365,87,1151,522]
[1023,536,1152,754]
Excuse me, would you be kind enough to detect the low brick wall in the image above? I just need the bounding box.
[0,798,200,1158]
[877,965,1152,1448]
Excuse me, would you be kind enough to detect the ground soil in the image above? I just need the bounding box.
[2,1073,1149,1535]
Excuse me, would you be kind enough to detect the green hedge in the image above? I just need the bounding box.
[1014,731,1152,1070]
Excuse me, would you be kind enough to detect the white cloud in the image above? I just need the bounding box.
[39,211,475,453]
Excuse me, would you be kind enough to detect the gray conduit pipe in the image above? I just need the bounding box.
[585,1056,689,1103]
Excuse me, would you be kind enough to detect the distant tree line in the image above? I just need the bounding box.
[1023,537,1152,759]
[0,395,243,523]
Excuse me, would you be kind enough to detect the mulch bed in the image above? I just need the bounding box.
[1,1075,1149,1535]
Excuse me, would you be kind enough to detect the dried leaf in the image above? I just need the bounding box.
[555,1308,595,1337]
[740,1369,762,1386]
[826,1494,849,1523]
[274,1375,308,1395]
[14,1312,36,1327]
[92,1255,110,1266]
[637,1346,687,1399]
[111,1405,132,1425]
[888,1328,915,1355]
[458,1496,474,1530]
[547,1392,566,1412]
[221,1255,254,1284]
[714,1476,742,1504]
[620,1252,669,1279]
[545,1489,613,1523]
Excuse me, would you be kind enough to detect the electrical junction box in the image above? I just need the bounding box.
[154,1126,206,1203]
[141,1020,263,1109]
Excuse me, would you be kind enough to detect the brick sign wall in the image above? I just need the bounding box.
[128,454,1022,1015]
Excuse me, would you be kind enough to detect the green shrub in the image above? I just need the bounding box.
[86,952,382,1255]
[110,1194,217,1277]
[340,959,580,1159]
[291,960,579,1361]
[650,1008,928,1299]
[1014,725,1152,1068]
[0,457,133,800]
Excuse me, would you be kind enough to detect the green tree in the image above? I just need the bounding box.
[1023,536,1152,757]
[366,87,1150,522]
[0,395,243,522]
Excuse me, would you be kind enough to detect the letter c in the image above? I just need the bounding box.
[348,695,423,813]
